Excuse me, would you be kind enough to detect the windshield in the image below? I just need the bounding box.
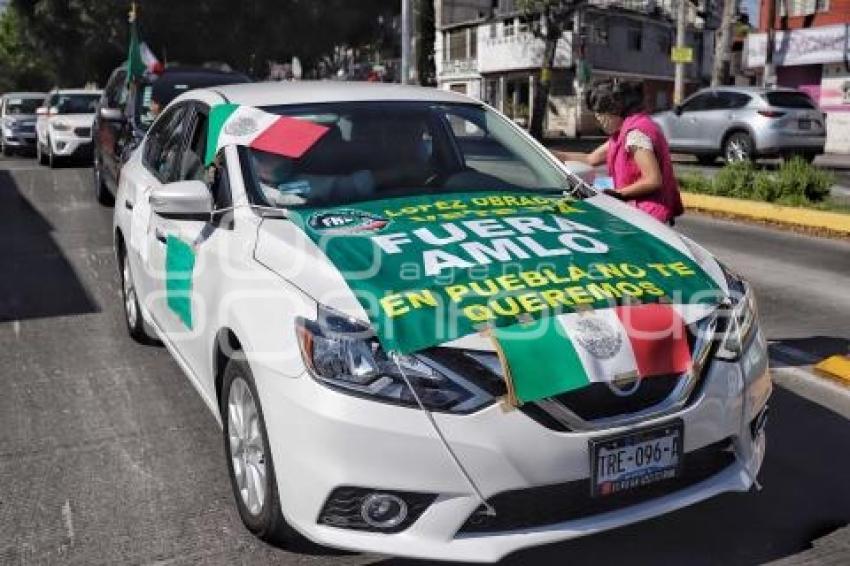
[243,101,574,208]
[5,97,42,115]
[54,94,100,114]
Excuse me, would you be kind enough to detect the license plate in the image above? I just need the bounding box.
[799,119,812,130]
[589,420,683,497]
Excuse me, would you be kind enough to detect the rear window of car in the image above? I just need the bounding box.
[764,92,815,109]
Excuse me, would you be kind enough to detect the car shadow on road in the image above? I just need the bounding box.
[0,169,99,321]
[769,337,850,368]
[370,388,849,566]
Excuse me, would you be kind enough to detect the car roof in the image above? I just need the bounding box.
[3,92,46,99]
[51,89,103,95]
[700,86,804,95]
[176,81,478,108]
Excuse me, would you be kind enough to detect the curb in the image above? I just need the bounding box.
[814,355,850,385]
[681,192,850,236]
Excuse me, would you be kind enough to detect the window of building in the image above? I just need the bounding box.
[627,25,642,51]
[447,29,466,61]
[588,18,609,45]
[657,31,671,55]
[470,27,478,58]
[504,18,515,37]
[489,22,498,39]
[779,0,829,16]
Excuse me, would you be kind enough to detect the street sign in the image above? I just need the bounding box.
[671,47,693,64]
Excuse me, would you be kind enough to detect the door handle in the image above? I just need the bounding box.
[125,199,134,210]
[155,228,167,243]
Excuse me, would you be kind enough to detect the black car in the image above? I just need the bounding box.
[92,65,250,205]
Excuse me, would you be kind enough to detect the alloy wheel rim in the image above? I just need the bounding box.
[727,137,750,162]
[122,258,138,328]
[228,377,266,516]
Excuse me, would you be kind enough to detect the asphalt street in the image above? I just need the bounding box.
[0,156,848,565]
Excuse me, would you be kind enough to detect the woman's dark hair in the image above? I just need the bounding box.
[584,79,645,117]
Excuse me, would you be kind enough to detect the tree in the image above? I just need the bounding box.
[711,0,737,87]
[416,0,436,86]
[0,5,56,91]
[517,0,585,141]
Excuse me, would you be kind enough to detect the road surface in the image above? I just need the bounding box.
[0,157,847,565]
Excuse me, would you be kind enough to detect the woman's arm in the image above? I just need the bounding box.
[617,147,662,199]
[551,141,609,166]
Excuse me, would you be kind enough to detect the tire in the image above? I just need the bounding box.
[1,142,10,157]
[93,151,114,206]
[696,154,717,166]
[37,140,47,165]
[119,246,151,343]
[723,131,754,163]
[47,138,57,169]
[221,357,299,546]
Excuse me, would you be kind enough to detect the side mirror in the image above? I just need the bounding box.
[49,106,59,115]
[674,105,683,116]
[99,106,123,121]
[150,180,212,218]
[36,106,47,116]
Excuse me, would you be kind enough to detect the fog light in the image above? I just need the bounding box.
[360,493,408,529]
[56,141,66,151]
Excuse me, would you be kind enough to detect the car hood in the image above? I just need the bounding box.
[254,195,728,352]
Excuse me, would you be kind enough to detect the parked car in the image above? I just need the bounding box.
[1,92,45,155]
[35,88,102,167]
[653,87,826,164]
[113,82,770,562]
[92,65,250,205]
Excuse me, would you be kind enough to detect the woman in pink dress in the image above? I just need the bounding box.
[554,80,683,225]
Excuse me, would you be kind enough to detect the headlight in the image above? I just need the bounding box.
[716,267,757,361]
[4,118,17,128]
[296,308,493,413]
[51,120,71,131]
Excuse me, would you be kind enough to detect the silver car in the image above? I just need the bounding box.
[0,92,45,156]
[653,87,826,164]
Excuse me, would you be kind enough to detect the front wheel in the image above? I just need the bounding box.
[120,248,151,343]
[724,132,754,163]
[47,138,57,168]
[37,140,47,165]
[221,357,299,546]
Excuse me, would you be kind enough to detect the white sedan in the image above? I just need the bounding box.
[113,82,770,562]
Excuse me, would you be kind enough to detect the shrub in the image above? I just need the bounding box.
[678,158,834,206]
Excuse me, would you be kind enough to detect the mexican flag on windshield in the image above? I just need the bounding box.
[205,104,329,165]
[493,303,692,405]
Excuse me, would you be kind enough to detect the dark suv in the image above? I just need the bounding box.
[92,65,250,205]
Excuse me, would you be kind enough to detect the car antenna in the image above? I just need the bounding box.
[389,351,497,517]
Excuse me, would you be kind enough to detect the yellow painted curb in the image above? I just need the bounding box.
[681,193,850,235]
[814,355,850,385]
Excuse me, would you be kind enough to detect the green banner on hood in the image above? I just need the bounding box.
[288,191,720,354]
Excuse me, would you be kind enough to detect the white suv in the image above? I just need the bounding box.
[36,88,102,167]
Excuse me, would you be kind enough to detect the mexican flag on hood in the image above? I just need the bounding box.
[205,104,329,165]
[286,191,723,362]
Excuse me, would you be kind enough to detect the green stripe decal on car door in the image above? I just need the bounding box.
[165,236,195,329]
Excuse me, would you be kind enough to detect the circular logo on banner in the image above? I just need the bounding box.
[308,210,389,235]
[224,116,259,137]
[573,316,623,360]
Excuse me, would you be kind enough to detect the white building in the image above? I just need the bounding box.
[435,0,719,136]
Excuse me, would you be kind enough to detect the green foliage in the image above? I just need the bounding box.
[0,0,401,90]
[679,158,835,207]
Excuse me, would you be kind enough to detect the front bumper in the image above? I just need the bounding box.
[49,134,93,157]
[253,328,771,562]
[2,131,37,147]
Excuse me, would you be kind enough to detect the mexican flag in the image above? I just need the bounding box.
[126,7,146,83]
[493,303,692,405]
[140,42,163,75]
[205,104,330,165]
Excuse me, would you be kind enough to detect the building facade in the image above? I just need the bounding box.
[746,0,850,152]
[435,0,719,136]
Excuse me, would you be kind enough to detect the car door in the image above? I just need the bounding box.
[97,68,128,191]
[666,92,714,150]
[696,91,750,151]
[125,103,192,326]
[143,102,239,386]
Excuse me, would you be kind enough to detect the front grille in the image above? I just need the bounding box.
[458,437,735,534]
[317,486,436,533]
[74,127,91,138]
[17,125,35,133]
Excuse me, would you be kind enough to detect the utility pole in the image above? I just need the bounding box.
[401,0,411,84]
[763,0,777,86]
[674,0,687,104]
[712,0,737,86]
